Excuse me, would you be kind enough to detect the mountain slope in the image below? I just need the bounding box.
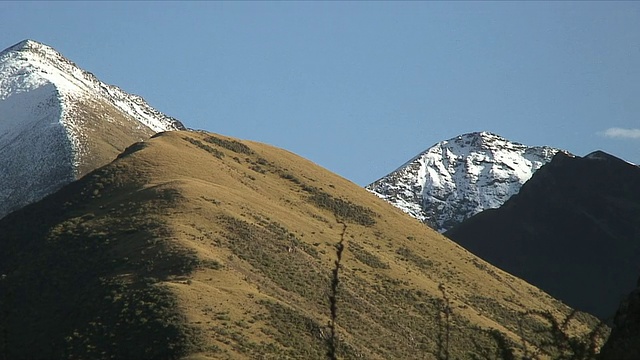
[446,151,640,321]
[0,130,606,359]
[0,39,184,219]
[599,276,640,360]
[366,132,563,232]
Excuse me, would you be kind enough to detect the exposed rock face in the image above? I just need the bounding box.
[0,39,184,218]
[367,131,563,232]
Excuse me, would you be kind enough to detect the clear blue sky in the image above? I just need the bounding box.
[2,1,639,185]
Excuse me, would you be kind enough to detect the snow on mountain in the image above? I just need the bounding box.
[366,132,567,232]
[0,39,185,219]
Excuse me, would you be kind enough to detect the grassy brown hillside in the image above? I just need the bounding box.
[68,97,170,177]
[0,131,607,359]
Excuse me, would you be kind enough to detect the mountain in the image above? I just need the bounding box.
[599,276,640,360]
[0,39,184,219]
[445,150,640,321]
[366,132,564,232]
[0,130,606,359]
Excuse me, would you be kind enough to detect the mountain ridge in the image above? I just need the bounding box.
[0,39,621,358]
[445,149,640,321]
[0,39,184,218]
[367,131,565,232]
[0,39,184,132]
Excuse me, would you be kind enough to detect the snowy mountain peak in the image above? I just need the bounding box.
[4,39,45,52]
[1,39,66,56]
[367,132,567,232]
[0,39,185,219]
[449,131,532,152]
[1,39,184,132]
[462,131,502,144]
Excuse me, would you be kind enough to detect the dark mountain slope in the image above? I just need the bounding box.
[599,276,640,360]
[0,131,606,359]
[446,151,640,321]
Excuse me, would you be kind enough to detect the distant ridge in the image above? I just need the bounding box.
[446,150,640,320]
[367,131,565,232]
[0,39,184,218]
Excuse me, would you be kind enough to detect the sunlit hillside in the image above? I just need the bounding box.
[0,131,607,359]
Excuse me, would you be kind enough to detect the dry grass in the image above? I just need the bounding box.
[0,130,607,359]
[67,97,159,177]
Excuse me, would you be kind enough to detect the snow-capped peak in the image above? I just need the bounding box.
[0,39,184,132]
[366,132,567,232]
[0,39,185,219]
[4,39,41,52]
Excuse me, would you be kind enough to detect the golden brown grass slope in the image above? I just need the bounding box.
[68,97,167,177]
[0,131,607,360]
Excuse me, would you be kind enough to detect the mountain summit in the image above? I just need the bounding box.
[366,131,564,232]
[0,39,184,218]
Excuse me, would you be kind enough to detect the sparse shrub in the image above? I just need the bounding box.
[302,186,376,226]
[199,259,223,270]
[202,135,253,155]
[249,165,266,174]
[348,241,389,269]
[514,310,608,360]
[396,247,433,271]
[279,172,303,185]
[183,136,225,158]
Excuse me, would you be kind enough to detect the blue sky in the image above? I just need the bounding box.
[1,1,639,185]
